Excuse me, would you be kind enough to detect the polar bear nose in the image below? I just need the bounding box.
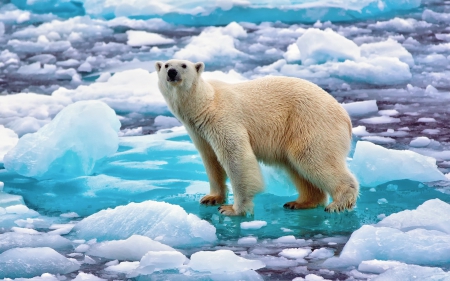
[168,68,178,80]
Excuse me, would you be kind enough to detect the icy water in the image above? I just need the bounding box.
[1,0,450,280]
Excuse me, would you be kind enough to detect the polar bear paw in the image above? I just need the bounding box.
[200,194,225,205]
[218,205,242,216]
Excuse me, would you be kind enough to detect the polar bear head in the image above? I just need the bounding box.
[155,59,205,94]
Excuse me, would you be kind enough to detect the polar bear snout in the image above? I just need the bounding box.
[167,68,181,82]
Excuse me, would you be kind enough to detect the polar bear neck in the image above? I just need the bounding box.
[165,77,215,129]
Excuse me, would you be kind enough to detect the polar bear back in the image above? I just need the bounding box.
[205,76,352,164]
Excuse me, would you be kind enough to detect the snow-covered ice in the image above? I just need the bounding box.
[4,101,120,179]
[74,200,217,246]
[0,247,80,278]
[350,141,447,187]
[189,250,265,273]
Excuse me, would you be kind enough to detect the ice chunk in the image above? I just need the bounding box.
[7,117,47,137]
[241,221,267,230]
[72,272,106,281]
[350,141,447,187]
[372,264,450,281]
[358,260,406,274]
[296,28,360,65]
[4,101,120,179]
[360,39,414,66]
[126,30,174,46]
[324,225,450,267]
[377,199,450,234]
[87,235,176,261]
[238,237,258,245]
[105,261,139,274]
[279,248,311,259]
[293,274,331,281]
[369,18,431,33]
[189,250,265,273]
[74,200,217,247]
[174,23,246,64]
[361,136,396,145]
[138,251,187,274]
[360,115,400,124]
[0,126,18,164]
[0,232,71,253]
[410,137,431,148]
[308,248,334,259]
[341,100,378,117]
[283,43,302,63]
[0,247,80,278]
[332,57,411,85]
[53,69,168,115]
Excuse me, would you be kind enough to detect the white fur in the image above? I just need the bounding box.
[156,59,359,216]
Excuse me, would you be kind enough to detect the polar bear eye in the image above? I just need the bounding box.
[181,64,186,69]
[165,64,168,68]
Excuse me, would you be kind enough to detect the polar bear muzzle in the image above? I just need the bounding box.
[167,68,181,82]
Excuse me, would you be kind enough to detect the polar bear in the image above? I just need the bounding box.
[155,59,359,216]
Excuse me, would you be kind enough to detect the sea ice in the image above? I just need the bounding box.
[350,141,447,187]
[0,247,80,278]
[72,272,106,281]
[409,136,431,148]
[126,30,175,47]
[4,101,120,179]
[279,248,311,259]
[358,260,406,274]
[0,126,18,164]
[296,28,360,65]
[372,264,450,281]
[341,100,378,117]
[241,220,267,230]
[308,248,334,259]
[0,232,72,253]
[189,250,265,273]
[137,251,187,274]
[74,200,217,247]
[174,22,246,64]
[87,235,176,261]
[360,39,414,66]
[53,69,168,115]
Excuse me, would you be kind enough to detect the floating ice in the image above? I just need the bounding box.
[324,199,450,268]
[377,199,450,234]
[189,250,265,273]
[0,126,18,164]
[360,39,414,67]
[126,30,175,47]
[241,221,267,230]
[350,141,447,187]
[410,136,431,148]
[174,23,246,64]
[138,251,187,274]
[361,136,395,145]
[296,28,360,65]
[4,101,120,179]
[87,235,176,261]
[238,237,258,245]
[372,264,450,281]
[341,100,378,117]
[293,274,331,281]
[0,247,80,278]
[279,248,311,259]
[308,248,335,259]
[358,260,406,274]
[74,200,217,247]
[0,232,71,253]
[53,69,167,115]
[369,18,431,33]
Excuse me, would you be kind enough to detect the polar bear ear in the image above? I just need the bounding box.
[195,62,204,74]
[155,61,163,72]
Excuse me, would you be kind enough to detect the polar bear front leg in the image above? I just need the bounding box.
[212,133,264,216]
[190,134,227,205]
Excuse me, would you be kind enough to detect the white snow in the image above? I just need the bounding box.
[240,220,267,230]
[74,200,217,247]
[87,235,176,261]
[350,141,447,187]
[189,250,265,273]
[4,101,120,179]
